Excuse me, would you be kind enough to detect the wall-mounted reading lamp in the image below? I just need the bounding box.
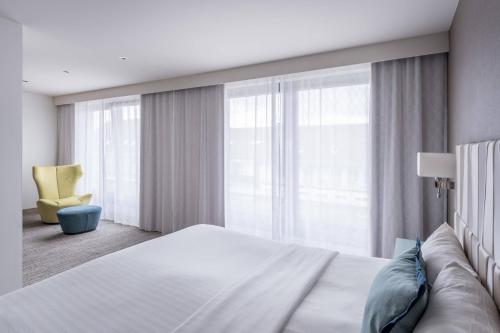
[417,153,456,199]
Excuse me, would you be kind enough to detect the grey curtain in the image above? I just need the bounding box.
[140,85,224,233]
[370,53,448,258]
[56,104,75,165]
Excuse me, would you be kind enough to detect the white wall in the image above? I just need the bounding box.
[22,92,57,209]
[0,16,23,295]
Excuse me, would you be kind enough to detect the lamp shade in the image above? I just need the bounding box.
[417,153,456,178]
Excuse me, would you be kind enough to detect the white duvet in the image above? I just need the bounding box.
[0,225,388,332]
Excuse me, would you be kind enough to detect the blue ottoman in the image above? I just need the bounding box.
[57,205,102,235]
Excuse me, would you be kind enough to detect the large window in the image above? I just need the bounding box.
[74,95,140,226]
[225,65,371,255]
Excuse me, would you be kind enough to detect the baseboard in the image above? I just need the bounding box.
[23,208,38,214]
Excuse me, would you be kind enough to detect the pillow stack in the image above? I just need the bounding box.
[362,223,500,333]
[416,223,500,333]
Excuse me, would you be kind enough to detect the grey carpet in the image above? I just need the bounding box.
[23,209,161,286]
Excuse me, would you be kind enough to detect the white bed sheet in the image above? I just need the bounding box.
[285,253,388,332]
[0,225,387,332]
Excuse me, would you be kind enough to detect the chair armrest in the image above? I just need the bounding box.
[78,193,92,204]
[37,198,57,206]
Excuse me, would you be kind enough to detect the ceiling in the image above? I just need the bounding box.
[0,0,459,97]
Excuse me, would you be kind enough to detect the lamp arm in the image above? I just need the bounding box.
[434,177,455,199]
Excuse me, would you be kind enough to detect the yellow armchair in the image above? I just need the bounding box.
[32,164,92,223]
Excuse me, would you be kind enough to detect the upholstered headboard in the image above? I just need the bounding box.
[455,141,500,309]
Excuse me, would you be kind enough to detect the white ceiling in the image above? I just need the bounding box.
[0,0,459,97]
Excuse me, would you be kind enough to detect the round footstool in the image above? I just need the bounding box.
[57,205,102,235]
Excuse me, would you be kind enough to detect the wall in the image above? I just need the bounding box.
[448,0,500,221]
[22,92,57,209]
[55,32,449,105]
[0,16,23,295]
[448,0,500,147]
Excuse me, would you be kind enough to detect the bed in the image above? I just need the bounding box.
[0,223,387,332]
[0,139,499,332]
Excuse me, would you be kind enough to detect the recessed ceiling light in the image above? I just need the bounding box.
[63,70,70,74]
[23,80,29,83]
[119,56,128,61]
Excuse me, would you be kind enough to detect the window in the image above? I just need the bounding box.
[225,65,371,255]
[74,95,140,226]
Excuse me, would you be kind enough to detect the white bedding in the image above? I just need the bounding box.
[0,225,388,332]
[173,244,335,333]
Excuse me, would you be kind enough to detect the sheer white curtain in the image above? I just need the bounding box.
[75,95,141,226]
[224,78,278,239]
[225,65,371,255]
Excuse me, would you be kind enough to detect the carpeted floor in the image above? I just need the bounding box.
[23,209,161,286]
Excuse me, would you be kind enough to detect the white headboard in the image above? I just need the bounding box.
[455,141,500,309]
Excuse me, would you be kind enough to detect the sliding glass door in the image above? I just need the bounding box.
[74,95,140,226]
[225,65,371,255]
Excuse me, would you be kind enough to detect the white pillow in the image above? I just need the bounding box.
[413,262,500,333]
[421,223,477,284]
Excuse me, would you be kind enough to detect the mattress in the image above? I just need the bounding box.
[0,225,388,332]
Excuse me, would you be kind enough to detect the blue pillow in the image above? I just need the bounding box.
[361,240,428,333]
